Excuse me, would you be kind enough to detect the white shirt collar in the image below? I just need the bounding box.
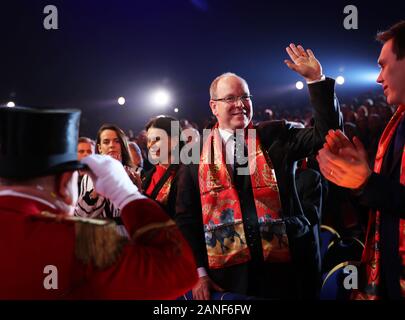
[217,128,237,167]
[218,128,234,144]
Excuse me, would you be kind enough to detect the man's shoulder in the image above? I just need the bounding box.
[254,120,290,141]
[255,119,291,131]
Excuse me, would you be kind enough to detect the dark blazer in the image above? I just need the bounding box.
[356,126,405,299]
[175,78,343,298]
[358,170,405,219]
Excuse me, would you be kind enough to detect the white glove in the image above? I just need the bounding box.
[81,154,146,210]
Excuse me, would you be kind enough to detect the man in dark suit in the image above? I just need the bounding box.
[175,43,343,300]
[317,21,405,299]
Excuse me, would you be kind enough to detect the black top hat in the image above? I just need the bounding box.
[0,106,86,179]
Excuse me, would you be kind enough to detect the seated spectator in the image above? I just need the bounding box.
[128,140,144,177]
[77,136,95,188]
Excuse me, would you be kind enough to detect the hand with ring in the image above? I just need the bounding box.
[316,133,372,189]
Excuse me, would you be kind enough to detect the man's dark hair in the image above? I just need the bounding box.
[376,20,405,60]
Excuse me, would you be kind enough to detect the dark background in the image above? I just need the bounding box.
[1,0,404,137]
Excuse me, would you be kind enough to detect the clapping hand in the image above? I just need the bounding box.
[316,130,372,189]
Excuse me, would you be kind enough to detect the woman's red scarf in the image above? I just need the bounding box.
[353,105,405,299]
[155,173,175,206]
[146,165,176,206]
[198,123,291,269]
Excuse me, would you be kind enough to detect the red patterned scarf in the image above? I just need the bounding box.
[148,166,176,206]
[155,173,175,206]
[199,123,290,269]
[353,105,405,299]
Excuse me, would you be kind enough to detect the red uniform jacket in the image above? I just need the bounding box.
[0,195,197,299]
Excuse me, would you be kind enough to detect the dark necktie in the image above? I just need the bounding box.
[233,134,263,261]
[233,134,248,184]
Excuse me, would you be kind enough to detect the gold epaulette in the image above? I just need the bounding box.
[133,219,176,239]
[39,211,128,269]
[39,211,110,225]
[75,220,128,270]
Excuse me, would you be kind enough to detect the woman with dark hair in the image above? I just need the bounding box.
[95,124,141,187]
[141,115,184,218]
[95,124,132,165]
[75,123,141,234]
